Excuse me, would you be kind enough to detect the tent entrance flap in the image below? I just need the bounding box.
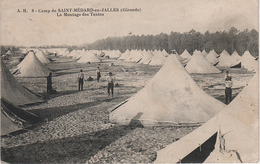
[178,132,218,163]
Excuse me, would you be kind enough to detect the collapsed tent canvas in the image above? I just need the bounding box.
[185,51,221,74]
[155,72,258,163]
[109,55,225,127]
[1,60,43,106]
[14,52,51,77]
[1,98,41,136]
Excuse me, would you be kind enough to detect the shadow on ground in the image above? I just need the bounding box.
[1,125,135,163]
[28,96,120,122]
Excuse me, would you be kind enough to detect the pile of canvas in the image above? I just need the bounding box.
[109,55,225,127]
[185,50,221,73]
[1,60,43,105]
[155,72,258,163]
[14,52,51,77]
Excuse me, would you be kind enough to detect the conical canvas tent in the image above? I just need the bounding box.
[138,50,153,64]
[180,49,191,59]
[155,73,258,163]
[201,50,208,57]
[175,53,190,67]
[162,49,169,57]
[109,55,225,127]
[118,50,130,60]
[5,50,12,55]
[230,50,241,67]
[206,50,219,65]
[125,50,143,62]
[216,50,232,67]
[35,50,50,64]
[185,51,221,73]
[14,52,51,77]
[1,60,43,105]
[1,98,40,136]
[77,51,101,63]
[149,50,166,65]
[240,51,258,71]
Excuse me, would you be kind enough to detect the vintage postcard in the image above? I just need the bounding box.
[1,0,259,163]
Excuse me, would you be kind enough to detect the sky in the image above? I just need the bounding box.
[1,0,258,46]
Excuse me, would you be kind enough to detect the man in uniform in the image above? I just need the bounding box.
[106,72,116,97]
[78,69,85,91]
[224,70,233,104]
[47,72,52,94]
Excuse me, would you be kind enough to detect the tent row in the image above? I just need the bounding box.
[180,49,258,72]
[118,49,169,66]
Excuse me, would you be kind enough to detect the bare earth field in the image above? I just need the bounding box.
[1,55,255,163]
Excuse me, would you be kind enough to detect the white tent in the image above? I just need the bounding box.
[15,52,51,77]
[162,49,169,57]
[149,50,166,65]
[155,72,258,163]
[118,50,130,60]
[201,50,208,57]
[216,50,232,67]
[5,50,12,55]
[206,50,219,65]
[77,51,101,63]
[175,53,190,66]
[185,50,221,74]
[230,50,241,67]
[109,55,225,127]
[125,50,143,62]
[240,51,258,71]
[138,50,154,64]
[35,50,50,64]
[180,49,192,59]
[1,60,43,105]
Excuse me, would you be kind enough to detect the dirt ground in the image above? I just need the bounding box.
[1,55,255,163]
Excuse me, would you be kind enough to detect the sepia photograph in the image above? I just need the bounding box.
[1,0,259,163]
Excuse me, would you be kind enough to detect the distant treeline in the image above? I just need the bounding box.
[1,27,258,57]
[85,27,259,57]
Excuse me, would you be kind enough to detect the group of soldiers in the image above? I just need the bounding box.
[47,67,116,97]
